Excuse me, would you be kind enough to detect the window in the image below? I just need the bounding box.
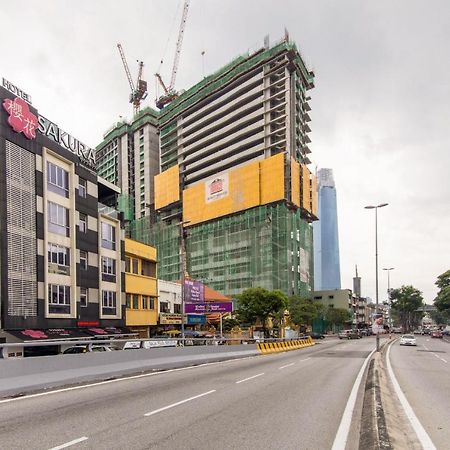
[174,303,181,314]
[80,287,88,307]
[141,259,156,277]
[48,202,69,236]
[48,284,70,314]
[102,256,116,282]
[101,222,116,250]
[149,297,156,309]
[79,213,87,233]
[78,178,87,198]
[48,243,70,275]
[47,162,69,197]
[133,295,139,309]
[142,295,148,309]
[126,294,131,309]
[160,301,169,313]
[102,290,116,315]
[125,256,131,273]
[80,250,88,270]
[132,258,139,274]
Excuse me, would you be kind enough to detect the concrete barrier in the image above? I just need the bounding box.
[256,338,314,355]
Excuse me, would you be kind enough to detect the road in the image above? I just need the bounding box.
[0,337,376,450]
[389,335,450,449]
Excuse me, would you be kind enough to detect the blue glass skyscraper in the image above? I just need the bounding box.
[313,168,341,290]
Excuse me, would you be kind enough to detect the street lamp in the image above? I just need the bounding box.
[179,220,190,342]
[365,203,388,352]
[383,267,395,330]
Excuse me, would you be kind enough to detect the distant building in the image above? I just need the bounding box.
[313,168,341,290]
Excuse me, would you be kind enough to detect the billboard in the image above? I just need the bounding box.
[205,173,229,203]
[154,165,180,209]
[184,279,204,303]
[185,302,233,314]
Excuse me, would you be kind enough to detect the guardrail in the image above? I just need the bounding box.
[0,336,316,358]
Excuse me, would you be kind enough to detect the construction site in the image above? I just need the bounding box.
[96,1,317,298]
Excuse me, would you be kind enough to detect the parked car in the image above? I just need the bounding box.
[431,330,443,338]
[399,334,416,346]
[338,330,351,339]
[62,344,113,354]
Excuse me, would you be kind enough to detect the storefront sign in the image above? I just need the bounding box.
[2,76,96,169]
[187,315,206,325]
[205,173,229,203]
[2,77,32,104]
[160,313,182,325]
[3,97,38,139]
[37,115,96,168]
[185,302,233,314]
[184,279,204,303]
[77,321,99,327]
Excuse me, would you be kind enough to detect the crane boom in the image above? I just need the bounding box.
[117,43,135,92]
[169,0,190,90]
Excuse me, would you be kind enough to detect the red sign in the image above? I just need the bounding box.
[210,179,224,194]
[77,321,99,327]
[2,96,38,140]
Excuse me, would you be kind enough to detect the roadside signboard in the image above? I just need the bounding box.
[184,279,204,303]
[185,302,233,314]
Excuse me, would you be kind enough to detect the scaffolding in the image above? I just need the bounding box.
[127,202,313,298]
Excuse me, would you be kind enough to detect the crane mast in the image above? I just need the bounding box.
[155,0,190,109]
[117,43,148,115]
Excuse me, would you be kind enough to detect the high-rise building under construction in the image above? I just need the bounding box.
[97,38,318,298]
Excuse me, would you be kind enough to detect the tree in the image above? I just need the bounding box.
[434,270,450,319]
[390,285,424,332]
[325,307,352,332]
[235,288,288,337]
[288,295,321,331]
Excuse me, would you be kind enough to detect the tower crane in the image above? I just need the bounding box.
[155,0,190,109]
[117,43,148,115]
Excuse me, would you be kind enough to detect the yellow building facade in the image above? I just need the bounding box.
[125,238,158,338]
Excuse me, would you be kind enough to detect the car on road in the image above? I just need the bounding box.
[338,329,361,339]
[307,332,325,340]
[431,330,443,338]
[399,334,416,346]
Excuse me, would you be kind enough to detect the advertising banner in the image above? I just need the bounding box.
[205,173,229,203]
[185,302,233,314]
[184,279,204,303]
[187,315,206,325]
[372,313,384,334]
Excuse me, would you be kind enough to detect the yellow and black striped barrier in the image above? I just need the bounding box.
[257,337,314,354]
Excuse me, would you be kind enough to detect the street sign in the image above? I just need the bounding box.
[185,302,233,314]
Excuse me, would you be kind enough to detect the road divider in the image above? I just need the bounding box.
[257,337,314,354]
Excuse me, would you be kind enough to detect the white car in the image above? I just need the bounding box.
[399,334,416,346]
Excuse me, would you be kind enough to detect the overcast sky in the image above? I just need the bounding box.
[2,1,449,303]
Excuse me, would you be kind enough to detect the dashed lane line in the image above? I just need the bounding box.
[144,390,216,417]
[235,373,264,384]
[48,436,88,450]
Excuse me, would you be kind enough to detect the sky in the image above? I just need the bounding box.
[2,0,449,303]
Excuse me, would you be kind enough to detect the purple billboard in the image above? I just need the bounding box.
[185,302,233,314]
[184,279,205,303]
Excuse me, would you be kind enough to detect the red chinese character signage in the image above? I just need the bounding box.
[3,96,38,140]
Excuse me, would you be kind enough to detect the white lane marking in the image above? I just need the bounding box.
[432,353,447,363]
[387,343,437,449]
[0,355,259,405]
[300,357,311,362]
[423,344,429,350]
[236,373,264,384]
[331,349,375,450]
[144,390,216,417]
[48,436,88,450]
[279,363,295,370]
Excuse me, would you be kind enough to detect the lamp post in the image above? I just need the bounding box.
[365,203,388,352]
[383,267,394,330]
[179,220,190,342]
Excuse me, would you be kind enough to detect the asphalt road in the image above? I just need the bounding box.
[389,335,450,449]
[0,337,377,450]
